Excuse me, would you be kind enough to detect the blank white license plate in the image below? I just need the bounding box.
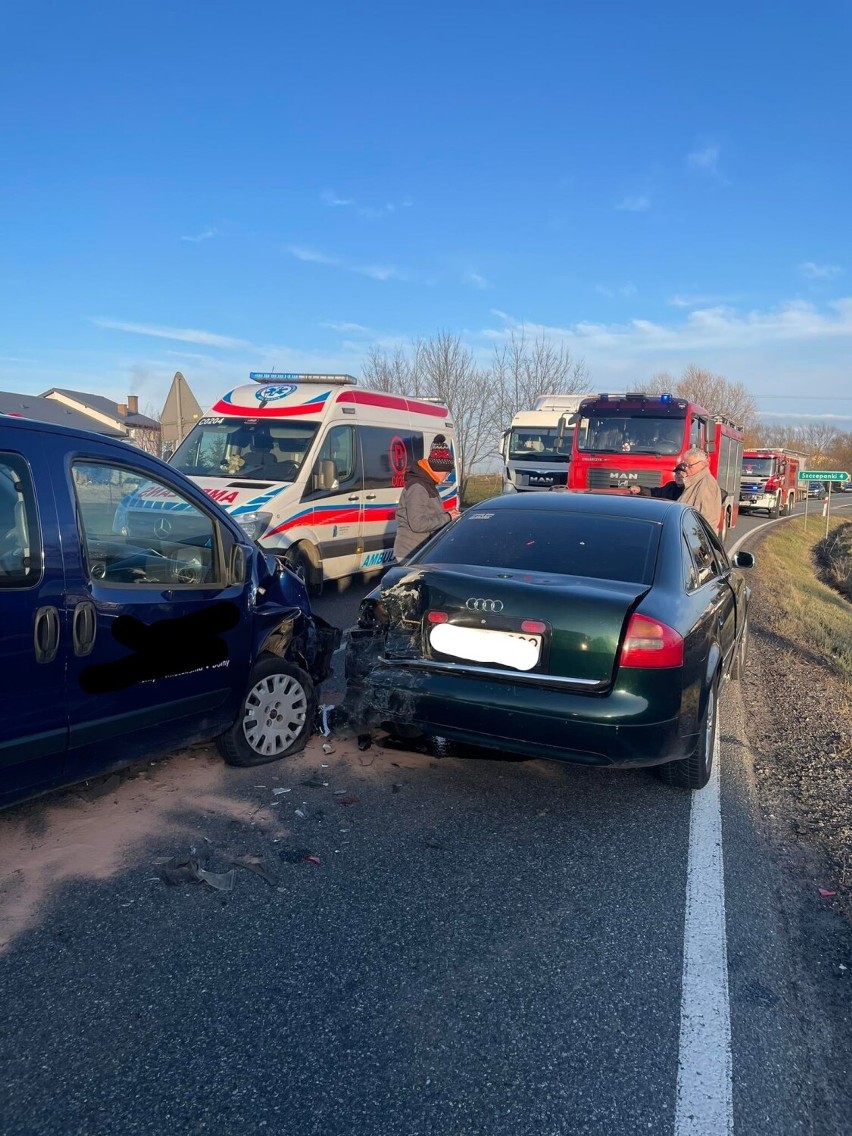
[429,624,542,671]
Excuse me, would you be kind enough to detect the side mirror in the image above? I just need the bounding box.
[730,550,755,569]
[556,416,567,449]
[499,431,508,459]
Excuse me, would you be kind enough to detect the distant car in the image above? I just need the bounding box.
[342,492,754,790]
[808,482,827,499]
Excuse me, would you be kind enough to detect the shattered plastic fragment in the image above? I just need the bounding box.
[322,743,335,754]
[319,704,334,736]
[196,867,236,892]
[818,888,837,898]
[294,808,307,819]
[338,796,360,806]
[304,854,321,865]
[302,777,328,788]
[272,787,291,795]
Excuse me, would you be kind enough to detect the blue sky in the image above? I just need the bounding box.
[2,1,851,427]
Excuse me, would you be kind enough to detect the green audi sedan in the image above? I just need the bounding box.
[341,492,754,790]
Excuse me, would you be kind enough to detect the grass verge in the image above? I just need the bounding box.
[752,514,852,683]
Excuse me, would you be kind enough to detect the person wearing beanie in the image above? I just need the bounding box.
[393,434,460,561]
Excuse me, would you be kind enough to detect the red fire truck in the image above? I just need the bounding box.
[567,392,744,536]
[739,449,806,517]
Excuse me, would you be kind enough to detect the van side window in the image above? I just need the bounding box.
[306,426,358,498]
[0,454,40,588]
[73,462,222,587]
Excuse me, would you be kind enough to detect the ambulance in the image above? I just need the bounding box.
[161,373,458,589]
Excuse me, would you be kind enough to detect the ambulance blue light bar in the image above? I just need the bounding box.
[250,372,357,385]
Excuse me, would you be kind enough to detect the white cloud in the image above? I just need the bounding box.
[181,228,217,243]
[800,261,844,280]
[668,292,742,308]
[616,195,650,212]
[321,321,372,333]
[288,246,404,281]
[463,270,490,290]
[321,190,354,207]
[288,245,341,266]
[482,297,852,356]
[92,318,250,350]
[687,145,721,175]
[356,263,401,281]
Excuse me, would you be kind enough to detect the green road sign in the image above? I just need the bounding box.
[798,470,849,481]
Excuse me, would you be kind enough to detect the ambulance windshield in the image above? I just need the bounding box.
[170,417,320,481]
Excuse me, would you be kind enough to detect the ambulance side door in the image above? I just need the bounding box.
[303,423,364,577]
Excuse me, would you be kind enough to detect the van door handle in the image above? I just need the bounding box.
[348,494,360,502]
[34,606,60,664]
[365,493,377,501]
[72,601,97,657]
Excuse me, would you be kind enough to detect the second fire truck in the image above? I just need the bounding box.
[739,449,807,517]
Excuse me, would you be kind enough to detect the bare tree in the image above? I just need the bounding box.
[362,332,497,500]
[491,328,590,432]
[674,365,759,433]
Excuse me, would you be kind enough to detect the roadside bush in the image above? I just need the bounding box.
[462,473,502,508]
[814,521,852,602]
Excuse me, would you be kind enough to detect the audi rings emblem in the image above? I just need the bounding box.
[154,516,173,538]
[466,597,503,613]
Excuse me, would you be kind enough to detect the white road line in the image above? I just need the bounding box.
[675,729,733,1136]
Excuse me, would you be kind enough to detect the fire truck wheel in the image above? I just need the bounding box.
[769,497,781,520]
[658,678,718,790]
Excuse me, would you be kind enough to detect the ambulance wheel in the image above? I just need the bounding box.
[284,541,322,595]
[219,656,316,767]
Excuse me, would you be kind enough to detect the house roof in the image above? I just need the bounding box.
[41,387,161,430]
[0,391,127,437]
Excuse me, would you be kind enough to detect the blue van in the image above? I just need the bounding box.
[0,414,340,809]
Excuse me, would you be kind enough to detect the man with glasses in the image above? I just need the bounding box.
[628,448,721,528]
[675,447,722,528]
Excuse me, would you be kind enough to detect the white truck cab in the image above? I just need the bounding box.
[499,394,593,493]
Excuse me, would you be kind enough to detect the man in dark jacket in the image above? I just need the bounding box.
[629,463,686,501]
[393,434,459,561]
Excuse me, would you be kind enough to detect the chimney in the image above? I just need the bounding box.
[127,395,139,415]
[117,403,127,417]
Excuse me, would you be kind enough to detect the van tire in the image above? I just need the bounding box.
[284,541,322,595]
[218,656,316,767]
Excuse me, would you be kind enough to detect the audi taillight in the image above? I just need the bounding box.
[619,614,683,668]
[426,611,449,624]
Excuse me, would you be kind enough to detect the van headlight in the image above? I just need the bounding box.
[237,511,272,541]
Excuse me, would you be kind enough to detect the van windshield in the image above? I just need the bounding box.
[170,418,320,481]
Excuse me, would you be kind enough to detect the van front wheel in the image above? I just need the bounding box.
[218,656,316,767]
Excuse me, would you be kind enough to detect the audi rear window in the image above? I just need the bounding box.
[414,509,660,584]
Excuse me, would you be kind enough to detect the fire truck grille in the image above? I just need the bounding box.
[587,468,662,490]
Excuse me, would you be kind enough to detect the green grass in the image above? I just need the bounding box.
[462,472,503,507]
[754,515,852,683]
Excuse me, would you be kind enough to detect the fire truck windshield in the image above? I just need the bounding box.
[741,458,775,477]
[575,415,684,455]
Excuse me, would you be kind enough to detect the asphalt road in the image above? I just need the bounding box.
[0,496,848,1135]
